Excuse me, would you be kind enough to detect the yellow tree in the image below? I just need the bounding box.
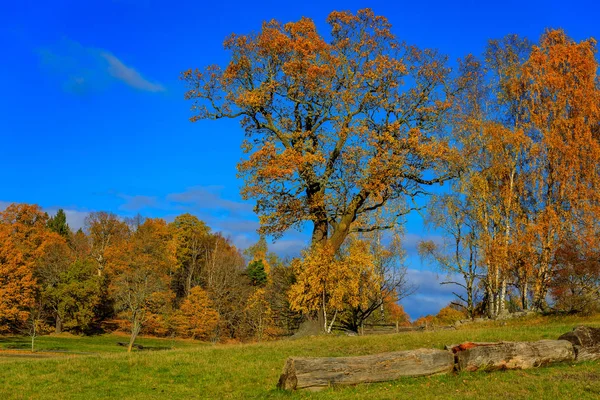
[288,239,380,333]
[244,288,273,340]
[173,286,219,340]
[170,213,211,298]
[449,36,532,316]
[182,9,458,254]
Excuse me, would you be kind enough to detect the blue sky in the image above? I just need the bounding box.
[1,0,598,318]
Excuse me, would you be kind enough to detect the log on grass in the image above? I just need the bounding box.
[452,340,575,372]
[277,348,454,391]
[558,326,600,361]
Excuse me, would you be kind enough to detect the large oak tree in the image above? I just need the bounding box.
[182,9,458,252]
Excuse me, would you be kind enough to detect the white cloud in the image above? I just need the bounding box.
[270,238,308,258]
[167,186,254,215]
[101,52,165,92]
[400,268,468,320]
[39,38,165,94]
[118,194,158,211]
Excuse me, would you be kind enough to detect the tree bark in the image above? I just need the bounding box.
[55,314,63,335]
[452,340,574,371]
[558,326,600,361]
[128,319,141,353]
[277,349,454,391]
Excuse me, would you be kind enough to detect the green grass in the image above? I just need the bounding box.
[2,314,600,399]
[0,332,202,354]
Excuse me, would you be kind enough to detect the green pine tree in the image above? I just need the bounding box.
[48,209,71,239]
[247,260,268,286]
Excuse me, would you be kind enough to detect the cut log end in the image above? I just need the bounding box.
[558,326,600,361]
[277,358,298,390]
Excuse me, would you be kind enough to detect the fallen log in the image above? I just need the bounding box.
[558,326,600,361]
[453,340,575,371]
[277,348,454,391]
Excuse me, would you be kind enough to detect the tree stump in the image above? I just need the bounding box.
[452,340,575,371]
[277,348,454,391]
[558,326,600,361]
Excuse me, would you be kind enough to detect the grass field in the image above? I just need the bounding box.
[2,314,600,399]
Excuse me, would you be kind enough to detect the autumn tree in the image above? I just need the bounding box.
[173,286,219,340]
[202,234,248,339]
[519,30,600,310]
[85,211,129,277]
[170,213,211,299]
[340,229,413,332]
[447,35,534,317]
[434,304,466,325]
[0,220,37,332]
[376,294,411,327]
[0,204,49,332]
[289,239,380,333]
[182,9,459,256]
[244,288,273,340]
[110,218,177,352]
[552,233,600,314]
[70,228,91,261]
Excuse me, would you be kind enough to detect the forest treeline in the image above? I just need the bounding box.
[0,204,409,350]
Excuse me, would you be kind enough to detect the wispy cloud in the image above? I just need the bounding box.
[39,38,165,94]
[167,186,254,216]
[118,194,158,211]
[100,52,165,92]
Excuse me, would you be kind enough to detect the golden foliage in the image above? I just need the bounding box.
[174,286,219,340]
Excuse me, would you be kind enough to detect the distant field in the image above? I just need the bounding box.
[2,315,600,399]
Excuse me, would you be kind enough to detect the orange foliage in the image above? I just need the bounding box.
[173,286,219,340]
[382,294,410,327]
[182,8,457,255]
[0,204,50,332]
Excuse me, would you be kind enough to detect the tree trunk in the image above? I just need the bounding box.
[128,320,141,353]
[452,340,574,371]
[277,349,454,391]
[466,280,474,319]
[30,323,36,353]
[55,314,63,335]
[499,278,507,315]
